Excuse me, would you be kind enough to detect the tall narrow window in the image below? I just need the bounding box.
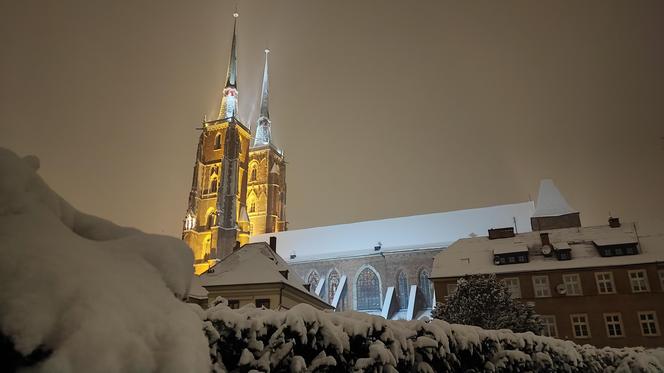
[562,274,582,296]
[206,211,216,229]
[638,311,660,336]
[307,271,320,294]
[210,178,218,193]
[501,278,521,298]
[328,270,340,305]
[418,270,433,308]
[250,166,257,181]
[628,270,650,293]
[397,271,408,309]
[595,272,615,294]
[532,275,551,297]
[356,267,381,310]
[214,133,222,149]
[571,314,590,338]
[540,315,558,337]
[604,313,624,338]
[250,202,256,213]
[659,270,664,291]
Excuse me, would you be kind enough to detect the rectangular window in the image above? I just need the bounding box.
[446,283,458,296]
[562,273,582,296]
[540,315,558,337]
[255,298,271,308]
[571,314,590,338]
[604,313,624,338]
[501,278,521,298]
[595,272,615,294]
[628,270,650,293]
[658,270,664,291]
[228,300,240,309]
[638,311,660,336]
[532,275,551,298]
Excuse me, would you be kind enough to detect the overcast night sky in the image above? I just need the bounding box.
[1,0,662,237]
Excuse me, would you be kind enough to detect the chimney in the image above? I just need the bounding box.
[269,236,277,252]
[540,233,551,247]
[609,217,621,228]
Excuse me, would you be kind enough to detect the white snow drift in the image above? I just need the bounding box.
[0,148,210,372]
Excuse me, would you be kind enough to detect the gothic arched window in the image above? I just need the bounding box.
[210,178,218,193]
[356,267,381,310]
[328,270,340,305]
[206,211,216,229]
[251,167,257,181]
[419,269,433,308]
[307,271,320,294]
[397,271,409,309]
[214,133,222,149]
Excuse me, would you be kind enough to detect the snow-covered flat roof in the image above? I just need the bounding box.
[432,221,664,278]
[250,202,536,262]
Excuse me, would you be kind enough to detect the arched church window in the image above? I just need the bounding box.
[397,271,409,309]
[356,267,381,310]
[214,133,222,149]
[206,211,216,229]
[307,271,320,294]
[210,178,218,193]
[328,270,340,305]
[250,167,257,181]
[419,269,433,308]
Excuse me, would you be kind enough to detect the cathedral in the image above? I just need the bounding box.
[182,14,287,275]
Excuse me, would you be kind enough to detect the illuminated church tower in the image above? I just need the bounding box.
[183,15,287,274]
[183,13,252,274]
[247,49,288,235]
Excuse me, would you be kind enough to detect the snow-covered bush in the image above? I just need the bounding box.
[432,274,543,334]
[201,301,664,372]
[0,148,210,372]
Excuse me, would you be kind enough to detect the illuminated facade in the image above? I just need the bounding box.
[183,15,287,274]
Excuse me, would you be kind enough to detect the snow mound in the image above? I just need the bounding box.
[0,148,210,372]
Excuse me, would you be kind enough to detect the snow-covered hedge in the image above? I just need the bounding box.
[200,300,664,373]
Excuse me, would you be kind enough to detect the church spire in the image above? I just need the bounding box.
[218,13,239,120]
[252,49,272,147]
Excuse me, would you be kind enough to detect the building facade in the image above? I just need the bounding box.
[182,16,286,275]
[250,202,536,319]
[431,180,664,348]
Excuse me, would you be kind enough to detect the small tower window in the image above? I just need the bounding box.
[210,178,218,193]
[206,211,216,229]
[250,167,257,181]
[214,134,222,149]
[250,202,256,213]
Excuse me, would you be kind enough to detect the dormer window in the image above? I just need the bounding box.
[493,244,529,266]
[592,239,639,257]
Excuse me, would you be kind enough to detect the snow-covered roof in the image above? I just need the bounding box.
[532,179,577,217]
[199,242,317,297]
[493,244,529,255]
[250,202,536,262]
[431,221,664,278]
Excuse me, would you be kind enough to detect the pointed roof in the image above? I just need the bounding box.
[259,49,270,119]
[225,13,239,89]
[532,179,577,217]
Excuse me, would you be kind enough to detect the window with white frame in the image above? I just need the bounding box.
[571,314,590,338]
[446,283,457,296]
[562,273,582,296]
[658,270,664,291]
[638,311,660,336]
[532,275,551,297]
[628,270,650,293]
[595,272,615,294]
[501,277,521,298]
[540,315,558,337]
[604,313,624,338]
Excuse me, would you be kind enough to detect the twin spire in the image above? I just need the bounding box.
[217,12,272,148]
